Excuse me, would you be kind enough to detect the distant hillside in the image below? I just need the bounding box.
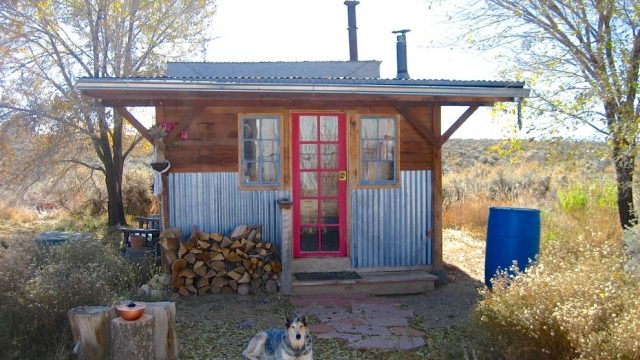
[442,139,613,177]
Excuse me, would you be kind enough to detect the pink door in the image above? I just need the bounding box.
[292,113,347,257]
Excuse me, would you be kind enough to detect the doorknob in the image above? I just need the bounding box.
[339,171,347,181]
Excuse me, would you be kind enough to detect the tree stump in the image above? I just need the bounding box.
[110,314,154,360]
[68,306,116,360]
[140,302,178,360]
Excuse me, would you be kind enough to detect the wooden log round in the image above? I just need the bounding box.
[68,306,116,360]
[110,314,154,360]
[140,302,178,360]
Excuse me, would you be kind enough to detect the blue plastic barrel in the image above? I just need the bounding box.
[485,207,541,287]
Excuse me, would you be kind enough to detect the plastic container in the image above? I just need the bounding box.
[485,207,541,287]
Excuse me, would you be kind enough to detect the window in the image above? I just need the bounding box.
[241,115,281,186]
[360,116,397,185]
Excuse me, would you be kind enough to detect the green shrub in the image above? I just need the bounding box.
[557,185,589,212]
[0,236,156,359]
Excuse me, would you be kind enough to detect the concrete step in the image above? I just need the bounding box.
[291,270,437,296]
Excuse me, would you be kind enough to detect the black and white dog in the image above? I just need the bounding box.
[242,316,313,360]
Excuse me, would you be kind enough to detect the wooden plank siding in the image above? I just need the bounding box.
[156,104,438,179]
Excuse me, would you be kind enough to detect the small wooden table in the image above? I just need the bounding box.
[119,216,161,259]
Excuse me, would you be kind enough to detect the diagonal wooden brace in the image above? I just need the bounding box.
[115,107,152,143]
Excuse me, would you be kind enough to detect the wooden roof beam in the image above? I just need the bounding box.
[393,103,441,148]
[163,106,206,145]
[440,105,479,145]
[114,107,152,143]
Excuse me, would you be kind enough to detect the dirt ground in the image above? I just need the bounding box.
[175,228,487,359]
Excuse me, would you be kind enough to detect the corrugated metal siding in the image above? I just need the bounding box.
[351,170,432,267]
[168,172,289,248]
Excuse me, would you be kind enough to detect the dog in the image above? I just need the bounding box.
[242,316,313,360]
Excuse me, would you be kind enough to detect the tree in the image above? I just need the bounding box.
[444,0,640,228]
[0,0,216,225]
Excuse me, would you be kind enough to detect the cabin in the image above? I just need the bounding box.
[77,4,529,295]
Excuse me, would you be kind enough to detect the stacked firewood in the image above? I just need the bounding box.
[159,225,281,296]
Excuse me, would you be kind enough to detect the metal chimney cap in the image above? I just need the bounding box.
[392,29,411,35]
[344,1,360,5]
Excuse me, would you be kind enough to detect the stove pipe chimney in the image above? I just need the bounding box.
[344,1,359,61]
[393,29,410,79]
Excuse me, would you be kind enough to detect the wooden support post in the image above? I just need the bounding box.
[277,198,293,295]
[110,315,154,360]
[68,306,116,360]
[440,105,479,145]
[115,107,152,142]
[431,105,444,270]
[139,302,178,360]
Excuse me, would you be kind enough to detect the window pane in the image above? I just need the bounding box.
[362,140,378,160]
[258,140,279,162]
[243,119,257,140]
[243,162,258,183]
[361,118,377,139]
[362,161,377,183]
[258,118,278,139]
[321,200,339,224]
[261,162,278,183]
[299,144,317,169]
[380,140,395,160]
[321,227,339,251]
[321,144,337,169]
[300,199,318,224]
[379,161,394,181]
[300,172,318,197]
[243,140,256,161]
[379,118,395,139]
[320,116,338,141]
[300,227,318,252]
[299,116,317,141]
[320,172,338,196]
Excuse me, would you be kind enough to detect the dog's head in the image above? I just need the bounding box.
[285,316,308,350]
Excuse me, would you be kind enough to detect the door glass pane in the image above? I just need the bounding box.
[320,172,338,196]
[321,227,339,251]
[321,144,337,169]
[300,199,318,224]
[361,118,377,139]
[300,172,317,197]
[320,116,338,141]
[299,116,317,141]
[300,227,319,251]
[321,200,339,224]
[259,118,278,139]
[299,144,317,169]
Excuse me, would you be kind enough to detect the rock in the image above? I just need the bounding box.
[447,274,457,283]
[138,284,151,296]
[237,284,250,296]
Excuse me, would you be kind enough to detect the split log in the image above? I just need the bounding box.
[238,272,251,284]
[139,302,178,360]
[68,306,116,360]
[110,315,153,360]
[184,253,196,264]
[211,232,223,242]
[220,237,233,248]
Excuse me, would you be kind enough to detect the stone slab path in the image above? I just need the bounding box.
[291,294,425,351]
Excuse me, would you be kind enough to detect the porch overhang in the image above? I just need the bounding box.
[76,77,530,107]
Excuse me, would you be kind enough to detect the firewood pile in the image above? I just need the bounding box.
[159,225,281,296]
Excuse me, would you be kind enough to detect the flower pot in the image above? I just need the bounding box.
[130,235,144,249]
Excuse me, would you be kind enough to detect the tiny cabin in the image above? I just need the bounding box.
[77,7,529,294]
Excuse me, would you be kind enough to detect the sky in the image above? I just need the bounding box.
[201,0,521,139]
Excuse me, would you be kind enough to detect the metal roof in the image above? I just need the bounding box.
[167,61,381,78]
[76,76,530,100]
